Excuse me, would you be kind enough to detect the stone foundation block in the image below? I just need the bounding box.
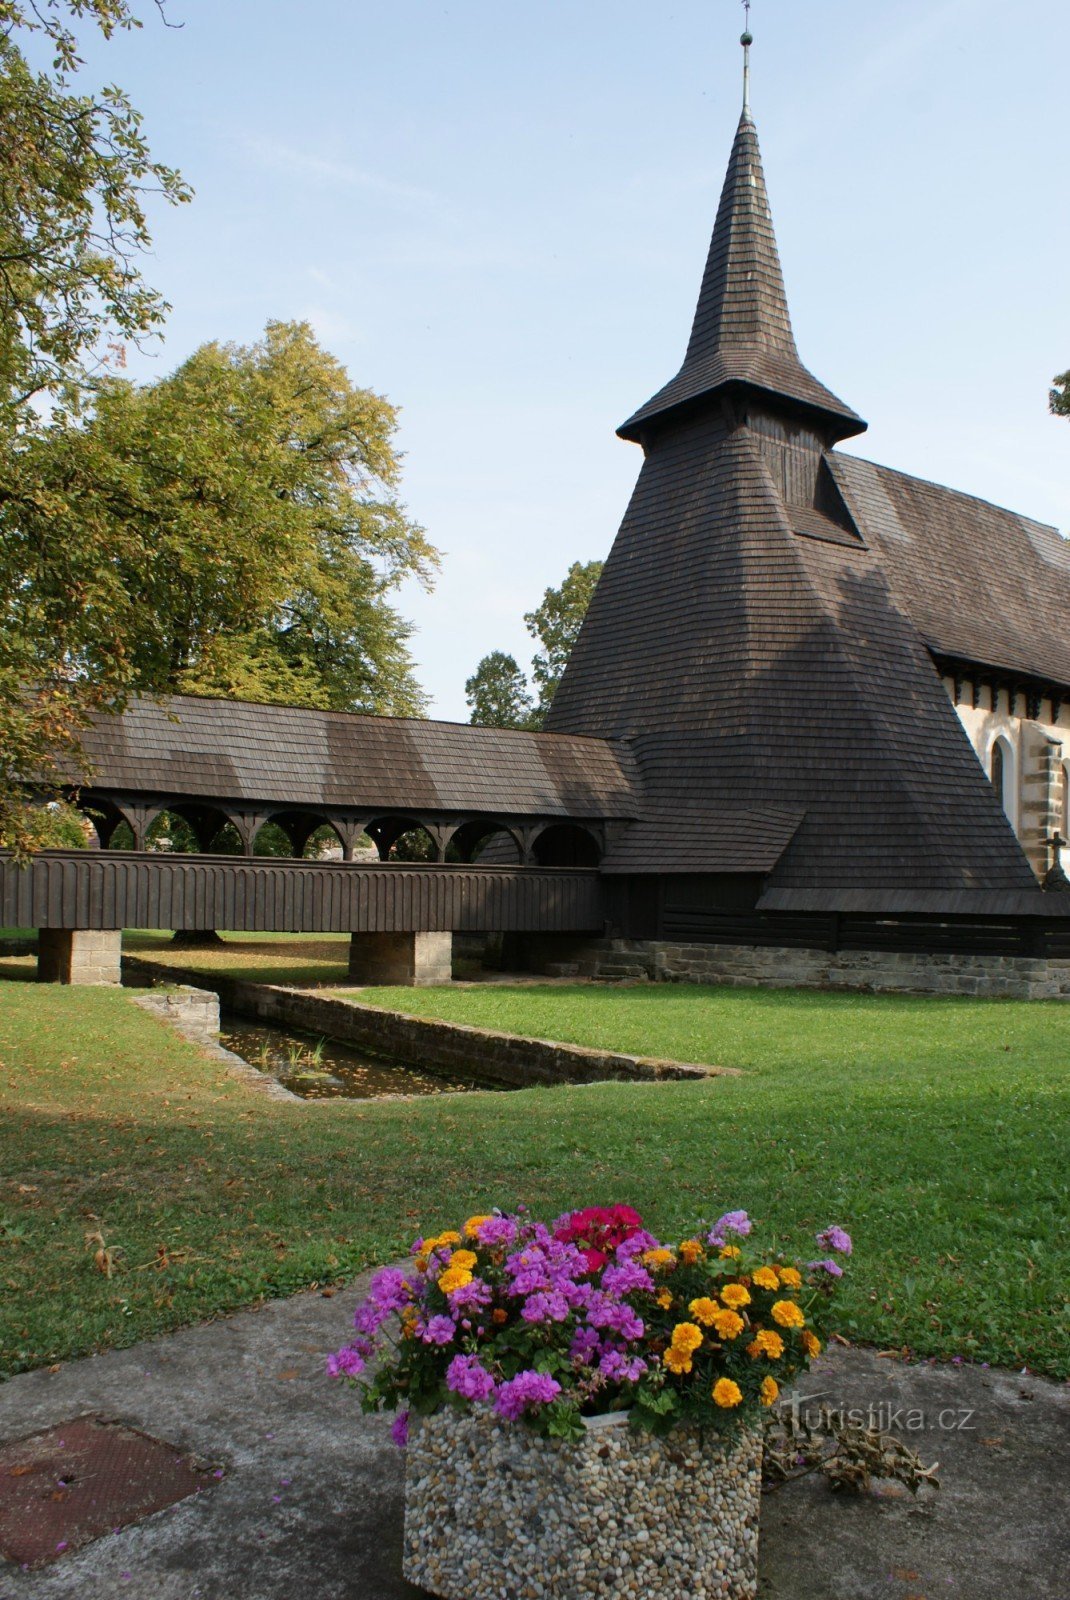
[347,931,452,987]
[37,929,122,986]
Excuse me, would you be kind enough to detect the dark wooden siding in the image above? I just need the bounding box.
[0,851,605,935]
[656,905,1070,959]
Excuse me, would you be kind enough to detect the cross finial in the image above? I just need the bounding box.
[741,1,754,118]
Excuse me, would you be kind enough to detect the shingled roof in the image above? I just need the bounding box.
[829,455,1070,691]
[77,695,641,820]
[548,105,1049,904]
[618,111,866,447]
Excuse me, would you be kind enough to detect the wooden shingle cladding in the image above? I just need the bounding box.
[829,456,1070,694]
[74,694,641,824]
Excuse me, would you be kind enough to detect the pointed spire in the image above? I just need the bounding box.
[618,104,865,445]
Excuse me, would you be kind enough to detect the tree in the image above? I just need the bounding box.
[19,321,438,715]
[524,559,603,717]
[465,651,535,730]
[1051,370,1070,419]
[0,0,189,850]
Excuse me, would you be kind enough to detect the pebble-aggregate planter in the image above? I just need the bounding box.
[403,1407,761,1600]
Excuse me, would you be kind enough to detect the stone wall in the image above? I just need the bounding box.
[38,928,122,985]
[121,956,729,1089]
[557,938,1070,1000]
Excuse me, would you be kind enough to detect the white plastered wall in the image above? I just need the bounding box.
[943,677,1069,880]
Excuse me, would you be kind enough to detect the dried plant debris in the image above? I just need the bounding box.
[762,1404,940,1497]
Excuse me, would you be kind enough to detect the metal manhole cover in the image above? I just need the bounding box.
[0,1415,220,1569]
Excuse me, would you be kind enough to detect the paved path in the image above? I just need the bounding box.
[0,1279,1066,1599]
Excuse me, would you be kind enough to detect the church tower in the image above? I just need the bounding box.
[546,33,1036,912]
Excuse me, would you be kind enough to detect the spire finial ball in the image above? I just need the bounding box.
[741,31,753,47]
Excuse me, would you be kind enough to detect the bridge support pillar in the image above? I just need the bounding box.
[347,932,452,987]
[37,929,122,985]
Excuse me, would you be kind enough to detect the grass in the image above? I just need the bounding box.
[0,976,1067,1381]
[123,930,351,987]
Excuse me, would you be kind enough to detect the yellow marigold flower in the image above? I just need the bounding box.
[414,1256,429,1274]
[642,1248,677,1270]
[656,1289,673,1310]
[670,1322,703,1354]
[711,1309,745,1341]
[400,1307,419,1340]
[778,1266,802,1289]
[771,1299,805,1329]
[688,1297,720,1326]
[662,1346,694,1375]
[718,1244,741,1260]
[720,1283,751,1310]
[437,1265,473,1295]
[678,1238,705,1265]
[801,1330,822,1359]
[749,1328,785,1360]
[449,1249,478,1271]
[712,1378,743,1409]
[463,1215,492,1239]
[752,1266,779,1290]
[760,1376,779,1407]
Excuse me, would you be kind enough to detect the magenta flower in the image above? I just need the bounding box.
[390,1411,410,1448]
[816,1226,853,1257]
[808,1258,844,1278]
[446,1354,497,1401]
[521,1291,571,1324]
[707,1210,752,1246]
[421,1315,455,1346]
[325,1345,366,1380]
[494,1371,562,1421]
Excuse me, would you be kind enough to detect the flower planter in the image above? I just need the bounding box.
[403,1406,762,1600]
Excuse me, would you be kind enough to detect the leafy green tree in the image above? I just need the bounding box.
[22,321,438,713]
[524,559,603,717]
[465,650,535,730]
[0,0,189,851]
[1051,370,1070,418]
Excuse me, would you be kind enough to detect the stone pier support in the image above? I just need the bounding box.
[37,929,122,985]
[347,932,452,987]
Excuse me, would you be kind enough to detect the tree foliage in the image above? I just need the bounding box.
[464,650,535,730]
[466,560,603,730]
[1051,370,1070,419]
[0,0,189,849]
[524,559,603,716]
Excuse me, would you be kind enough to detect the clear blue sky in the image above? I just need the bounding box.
[68,0,1069,720]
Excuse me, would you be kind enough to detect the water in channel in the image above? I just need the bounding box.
[219,1014,486,1100]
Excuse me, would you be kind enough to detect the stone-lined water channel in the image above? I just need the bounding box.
[218,1013,494,1100]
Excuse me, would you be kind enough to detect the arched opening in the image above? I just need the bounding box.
[255,812,344,859]
[76,798,125,848]
[531,823,601,868]
[449,819,523,865]
[989,737,1015,828]
[143,809,203,852]
[1062,762,1070,842]
[366,816,442,862]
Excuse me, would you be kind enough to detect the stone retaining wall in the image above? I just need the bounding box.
[561,939,1070,999]
[121,956,730,1089]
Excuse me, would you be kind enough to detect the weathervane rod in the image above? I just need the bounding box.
[741,0,753,117]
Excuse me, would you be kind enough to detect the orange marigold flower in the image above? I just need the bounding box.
[711,1309,745,1341]
[749,1328,785,1360]
[712,1378,743,1408]
[718,1244,741,1260]
[688,1297,720,1326]
[678,1238,705,1265]
[642,1248,677,1270]
[449,1249,478,1271]
[463,1215,492,1238]
[437,1265,473,1295]
[491,1308,508,1325]
[669,1322,703,1354]
[720,1283,751,1310]
[663,1346,694,1375]
[778,1266,802,1289]
[656,1289,673,1310]
[771,1299,805,1329]
[752,1266,779,1290]
[801,1330,821,1358]
[760,1376,779,1407]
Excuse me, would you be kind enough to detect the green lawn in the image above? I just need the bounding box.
[123,929,352,987]
[1,978,1067,1380]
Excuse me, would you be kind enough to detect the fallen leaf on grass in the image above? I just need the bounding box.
[276,1369,300,1381]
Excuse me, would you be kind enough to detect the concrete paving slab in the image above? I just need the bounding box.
[0,1278,1065,1600]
